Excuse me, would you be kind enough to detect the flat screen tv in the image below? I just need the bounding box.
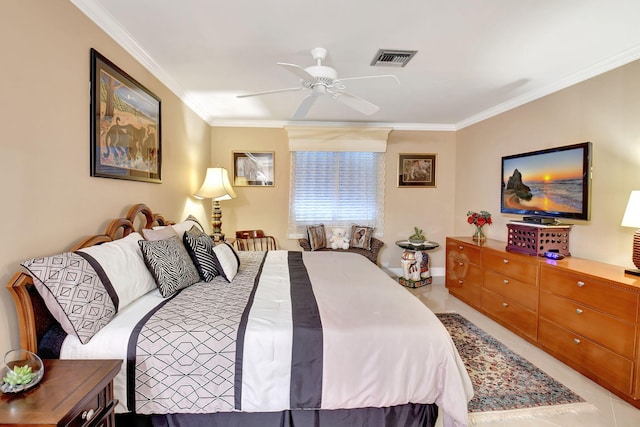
[501,142,592,222]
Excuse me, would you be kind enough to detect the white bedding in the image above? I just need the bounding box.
[60,250,473,427]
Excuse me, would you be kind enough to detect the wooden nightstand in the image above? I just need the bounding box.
[0,359,121,427]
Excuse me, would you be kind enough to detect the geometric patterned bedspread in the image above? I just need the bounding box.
[130,251,266,414]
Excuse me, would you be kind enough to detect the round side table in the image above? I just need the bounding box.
[395,240,440,288]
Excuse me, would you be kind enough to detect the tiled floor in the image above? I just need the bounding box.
[407,276,640,427]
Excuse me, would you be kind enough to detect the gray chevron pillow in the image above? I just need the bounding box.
[183,226,219,281]
[139,235,200,297]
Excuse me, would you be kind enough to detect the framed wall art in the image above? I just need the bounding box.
[90,48,162,183]
[233,151,275,186]
[398,153,437,187]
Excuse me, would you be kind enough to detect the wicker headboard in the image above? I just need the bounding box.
[5,203,173,354]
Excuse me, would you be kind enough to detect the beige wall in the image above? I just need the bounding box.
[455,59,640,267]
[211,127,457,269]
[0,0,212,355]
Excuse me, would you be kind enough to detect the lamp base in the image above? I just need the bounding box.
[625,268,640,276]
[211,232,225,243]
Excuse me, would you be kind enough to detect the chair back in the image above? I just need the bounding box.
[234,230,277,251]
[235,229,265,238]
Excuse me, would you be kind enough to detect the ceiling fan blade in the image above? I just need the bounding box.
[237,87,303,98]
[293,94,318,119]
[333,91,380,115]
[278,62,317,83]
[338,74,400,85]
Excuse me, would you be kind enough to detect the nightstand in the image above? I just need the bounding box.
[0,359,121,427]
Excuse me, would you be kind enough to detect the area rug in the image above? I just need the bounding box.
[436,312,597,424]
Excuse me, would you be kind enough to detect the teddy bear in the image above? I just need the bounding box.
[329,227,350,250]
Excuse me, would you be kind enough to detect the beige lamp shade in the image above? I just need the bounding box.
[194,167,237,201]
[621,191,640,228]
[621,191,640,275]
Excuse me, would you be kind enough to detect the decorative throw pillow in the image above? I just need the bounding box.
[307,224,327,250]
[151,215,205,238]
[211,242,241,282]
[142,226,178,241]
[139,236,200,297]
[21,252,117,344]
[77,232,157,310]
[183,225,219,281]
[350,225,374,250]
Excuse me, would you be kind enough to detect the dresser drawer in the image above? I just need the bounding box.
[539,291,636,358]
[540,266,638,323]
[482,249,538,284]
[447,276,481,306]
[539,318,634,394]
[484,270,538,311]
[481,288,537,340]
[65,387,106,427]
[447,257,482,284]
[446,239,481,265]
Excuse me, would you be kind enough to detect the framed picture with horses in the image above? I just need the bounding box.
[398,153,437,187]
[90,48,162,183]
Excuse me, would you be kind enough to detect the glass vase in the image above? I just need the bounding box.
[472,225,486,242]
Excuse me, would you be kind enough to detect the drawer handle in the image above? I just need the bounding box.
[503,259,509,264]
[458,262,464,266]
[459,246,464,250]
[82,408,96,421]
[502,302,509,307]
[458,280,464,285]
[503,279,509,284]
[577,281,585,287]
[575,308,583,315]
[573,338,581,344]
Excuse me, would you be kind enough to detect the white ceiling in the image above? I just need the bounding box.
[72,0,640,130]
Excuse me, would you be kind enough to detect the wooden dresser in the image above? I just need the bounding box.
[446,236,640,408]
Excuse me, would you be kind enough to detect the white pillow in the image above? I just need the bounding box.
[153,215,204,238]
[77,232,156,310]
[142,226,178,241]
[211,243,240,282]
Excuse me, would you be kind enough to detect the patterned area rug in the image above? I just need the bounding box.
[436,312,597,424]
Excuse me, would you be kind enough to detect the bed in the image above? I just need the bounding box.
[6,203,473,427]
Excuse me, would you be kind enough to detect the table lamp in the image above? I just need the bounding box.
[621,190,640,275]
[194,167,237,242]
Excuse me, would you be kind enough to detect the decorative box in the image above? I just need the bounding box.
[506,223,571,256]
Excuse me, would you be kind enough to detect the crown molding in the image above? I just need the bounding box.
[209,119,457,131]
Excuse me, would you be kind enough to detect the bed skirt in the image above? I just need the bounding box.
[116,403,438,427]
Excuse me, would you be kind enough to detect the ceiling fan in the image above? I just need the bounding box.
[237,47,400,119]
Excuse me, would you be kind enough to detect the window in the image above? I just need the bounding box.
[288,151,385,237]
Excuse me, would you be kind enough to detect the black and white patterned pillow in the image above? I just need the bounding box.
[139,236,200,297]
[307,224,326,250]
[211,242,241,282]
[183,226,219,281]
[21,252,117,344]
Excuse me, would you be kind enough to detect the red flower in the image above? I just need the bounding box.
[466,210,492,227]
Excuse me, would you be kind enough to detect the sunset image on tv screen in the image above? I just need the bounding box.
[502,147,584,214]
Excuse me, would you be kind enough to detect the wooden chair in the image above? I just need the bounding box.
[234,230,277,251]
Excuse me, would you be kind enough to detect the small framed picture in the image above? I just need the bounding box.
[233,151,275,186]
[398,153,436,187]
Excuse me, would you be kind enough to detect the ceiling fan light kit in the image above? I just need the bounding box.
[237,47,400,119]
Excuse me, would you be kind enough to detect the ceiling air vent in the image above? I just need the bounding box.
[370,49,417,67]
